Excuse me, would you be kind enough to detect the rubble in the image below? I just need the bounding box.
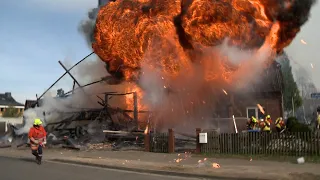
[87,143,112,150]
[297,157,305,164]
[0,53,148,151]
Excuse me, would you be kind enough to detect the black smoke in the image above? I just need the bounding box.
[78,0,111,47]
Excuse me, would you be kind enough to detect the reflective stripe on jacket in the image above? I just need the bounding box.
[28,126,47,145]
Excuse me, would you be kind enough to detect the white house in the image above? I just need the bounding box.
[0,92,24,134]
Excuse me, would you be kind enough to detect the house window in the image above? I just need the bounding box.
[246,107,258,119]
[258,109,265,120]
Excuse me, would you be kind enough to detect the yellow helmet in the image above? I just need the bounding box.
[266,115,271,119]
[34,118,42,126]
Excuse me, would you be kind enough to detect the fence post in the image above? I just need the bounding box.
[196,128,201,153]
[144,133,150,152]
[168,129,175,153]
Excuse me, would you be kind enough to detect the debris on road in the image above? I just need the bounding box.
[297,157,305,164]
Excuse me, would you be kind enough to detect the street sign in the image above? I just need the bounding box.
[311,93,320,99]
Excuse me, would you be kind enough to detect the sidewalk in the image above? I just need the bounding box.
[1,148,320,180]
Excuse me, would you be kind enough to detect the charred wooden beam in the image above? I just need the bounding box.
[64,79,104,95]
[58,61,82,88]
[133,92,138,126]
[72,80,76,94]
[97,95,104,103]
[36,52,94,101]
[102,130,144,135]
[104,94,108,109]
[98,101,104,107]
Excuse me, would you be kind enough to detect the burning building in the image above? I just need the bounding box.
[0,0,317,150]
[91,0,316,131]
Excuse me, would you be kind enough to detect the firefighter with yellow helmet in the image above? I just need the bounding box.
[28,118,47,164]
[275,117,286,133]
[261,115,272,132]
[247,116,258,130]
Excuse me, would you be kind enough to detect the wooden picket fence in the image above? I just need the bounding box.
[150,132,169,153]
[201,131,320,156]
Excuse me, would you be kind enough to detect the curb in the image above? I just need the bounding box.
[51,158,264,180]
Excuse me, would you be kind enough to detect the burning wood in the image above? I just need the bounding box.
[212,163,220,168]
[257,104,265,114]
[301,39,307,45]
[144,125,149,135]
[222,89,228,95]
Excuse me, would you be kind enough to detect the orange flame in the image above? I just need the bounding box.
[125,84,147,111]
[144,124,149,134]
[92,0,295,83]
[92,0,309,124]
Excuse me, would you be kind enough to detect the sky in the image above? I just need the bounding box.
[0,0,319,104]
[0,0,98,103]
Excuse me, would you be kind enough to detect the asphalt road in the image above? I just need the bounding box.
[0,157,205,180]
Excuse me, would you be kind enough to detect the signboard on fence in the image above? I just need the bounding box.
[311,93,320,99]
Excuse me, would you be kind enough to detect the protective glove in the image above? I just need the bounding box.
[33,140,39,145]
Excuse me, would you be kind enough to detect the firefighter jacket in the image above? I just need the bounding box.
[262,120,271,132]
[28,126,47,150]
[247,116,258,129]
[275,118,285,129]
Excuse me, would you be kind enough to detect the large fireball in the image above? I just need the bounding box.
[92,0,315,130]
[92,0,315,81]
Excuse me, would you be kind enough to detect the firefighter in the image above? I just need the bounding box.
[247,116,258,130]
[28,118,47,165]
[261,115,272,133]
[275,117,286,133]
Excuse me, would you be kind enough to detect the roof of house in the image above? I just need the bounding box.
[249,61,283,93]
[0,92,24,107]
[24,100,38,110]
[229,61,283,95]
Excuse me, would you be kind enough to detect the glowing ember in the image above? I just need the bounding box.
[222,89,228,95]
[301,39,307,45]
[257,104,265,114]
[125,85,147,111]
[212,163,220,168]
[144,125,149,134]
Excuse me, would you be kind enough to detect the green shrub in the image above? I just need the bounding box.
[286,116,310,132]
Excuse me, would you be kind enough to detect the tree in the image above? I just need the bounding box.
[278,53,303,112]
[2,106,22,118]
